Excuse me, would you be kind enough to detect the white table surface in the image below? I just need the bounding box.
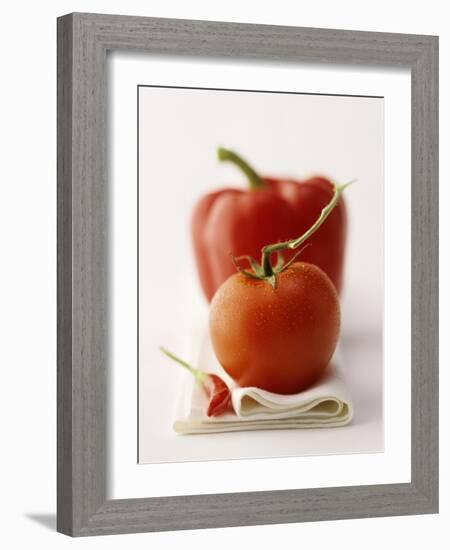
[139,291,383,463]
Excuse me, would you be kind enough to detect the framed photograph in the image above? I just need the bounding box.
[57,13,438,536]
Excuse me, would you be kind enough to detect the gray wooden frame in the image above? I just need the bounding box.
[57,12,438,537]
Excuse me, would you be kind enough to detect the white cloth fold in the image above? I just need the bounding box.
[173,330,353,435]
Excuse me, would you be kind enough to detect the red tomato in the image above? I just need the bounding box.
[209,262,340,394]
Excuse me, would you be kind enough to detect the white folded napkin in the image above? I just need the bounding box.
[173,330,353,435]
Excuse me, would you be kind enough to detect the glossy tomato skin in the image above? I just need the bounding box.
[192,177,347,302]
[209,262,340,394]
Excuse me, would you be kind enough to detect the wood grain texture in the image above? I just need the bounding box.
[57,13,74,535]
[57,12,108,535]
[410,36,439,506]
[57,12,439,536]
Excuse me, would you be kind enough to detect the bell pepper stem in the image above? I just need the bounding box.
[217,147,265,190]
[160,347,206,385]
[260,180,355,277]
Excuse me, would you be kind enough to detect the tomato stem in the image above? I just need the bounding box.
[260,180,355,277]
[262,253,274,277]
[160,346,206,385]
[217,147,265,190]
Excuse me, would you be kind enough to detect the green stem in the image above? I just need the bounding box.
[160,347,206,384]
[217,147,265,190]
[262,253,274,277]
[261,180,355,276]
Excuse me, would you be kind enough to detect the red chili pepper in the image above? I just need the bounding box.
[191,147,347,301]
[160,347,233,417]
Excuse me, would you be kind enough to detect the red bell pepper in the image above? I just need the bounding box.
[191,148,347,302]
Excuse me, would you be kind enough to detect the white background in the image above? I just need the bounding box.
[109,54,412,497]
[137,86,386,464]
[111,60,409,496]
[0,1,447,549]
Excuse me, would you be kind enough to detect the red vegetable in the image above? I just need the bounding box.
[209,181,350,394]
[191,148,347,302]
[160,347,232,416]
